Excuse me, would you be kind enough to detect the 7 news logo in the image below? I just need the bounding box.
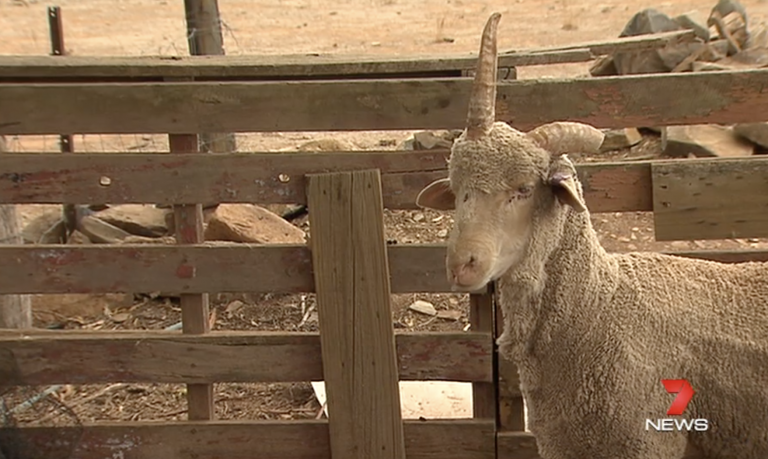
[645,379,709,432]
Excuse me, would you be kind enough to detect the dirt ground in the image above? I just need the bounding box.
[3,0,768,428]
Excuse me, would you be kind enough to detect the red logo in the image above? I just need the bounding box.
[661,379,695,416]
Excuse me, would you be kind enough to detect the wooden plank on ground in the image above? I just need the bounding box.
[0,30,692,81]
[168,132,214,421]
[652,158,768,240]
[0,420,495,459]
[0,244,464,294]
[0,152,650,212]
[307,169,406,459]
[3,69,768,135]
[0,330,492,386]
[0,244,766,295]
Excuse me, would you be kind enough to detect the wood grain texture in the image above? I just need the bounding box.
[0,31,691,81]
[307,169,406,459]
[0,244,464,294]
[0,244,766,295]
[496,306,525,431]
[2,420,495,459]
[0,138,31,328]
[0,152,648,213]
[652,157,768,241]
[183,0,236,155]
[168,132,214,421]
[0,151,448,209]
[469,292,496,420]
[0,330,492,386]
[496,432,540,459]
[3,69,768,135]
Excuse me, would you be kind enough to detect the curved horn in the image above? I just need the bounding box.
[465,13,501,140]
[526,121,605,156]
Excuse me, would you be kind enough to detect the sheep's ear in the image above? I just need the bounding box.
[416,178,455,210]
[547,163,587,213]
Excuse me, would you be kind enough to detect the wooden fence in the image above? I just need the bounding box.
[2,33,768,459]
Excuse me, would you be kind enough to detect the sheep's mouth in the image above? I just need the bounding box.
[448,276,493,294]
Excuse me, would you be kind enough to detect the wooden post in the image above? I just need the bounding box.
[48,5,77,242]
[182,0,236,155]
[496,305,526,432]
[307,169,406,459]
[0,136,32,329]
[470,289,497,420]
[168,132,214,420]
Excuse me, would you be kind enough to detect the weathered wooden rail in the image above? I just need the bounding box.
[2,37,768,458]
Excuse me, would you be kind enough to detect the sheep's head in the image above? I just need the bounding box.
[415,13,605,292]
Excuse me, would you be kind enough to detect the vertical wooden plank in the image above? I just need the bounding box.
[0,136,31,329]
[470,290,496,420]
[168,132,214,421]
[183,0,236,155]
[496,305,526,432]
[307,169,406,459]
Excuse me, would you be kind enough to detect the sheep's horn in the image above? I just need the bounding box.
[525,121,605,156]
[465,13,501,140]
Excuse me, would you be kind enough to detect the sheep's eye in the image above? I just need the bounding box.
[518,185,533,195]
[463,193,470,203]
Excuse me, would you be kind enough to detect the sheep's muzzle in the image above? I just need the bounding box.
[445,231,497,291]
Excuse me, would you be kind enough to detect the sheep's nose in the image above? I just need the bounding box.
[449,254,478,287]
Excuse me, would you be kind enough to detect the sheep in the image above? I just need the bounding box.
[415,12,768,459]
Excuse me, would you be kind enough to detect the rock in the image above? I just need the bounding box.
[262,204,306,220]
[437,310,462,321]
[297,138,356,152]
[589,55,618,77]
[225,300,244,315]
[66,230,92,245]
[708,0,749,55]
[398,137,416,150]
[662,125,754,158]
[746,20,768,49]
[600,128,643,151]
[657,42,708,71]
[413,131,453,150]
[734,123,768,148]
[165,206,217,236]
[401,130,462,151]
[673,11,710,41]
[409,300,437,316]
[620,9,682,37]
[77,215,134,243]
[22,209,63,243]
[694,46,768,71]
[204,204,306,244]
[95,204,169,238]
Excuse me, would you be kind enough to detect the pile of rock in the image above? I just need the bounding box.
[23,203,306,246]
[592,0,768,158]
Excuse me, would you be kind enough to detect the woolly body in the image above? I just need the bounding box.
[417,12,768,458]
[494,149,768,458]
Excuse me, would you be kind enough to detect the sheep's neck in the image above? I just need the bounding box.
[496,207,614,362]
